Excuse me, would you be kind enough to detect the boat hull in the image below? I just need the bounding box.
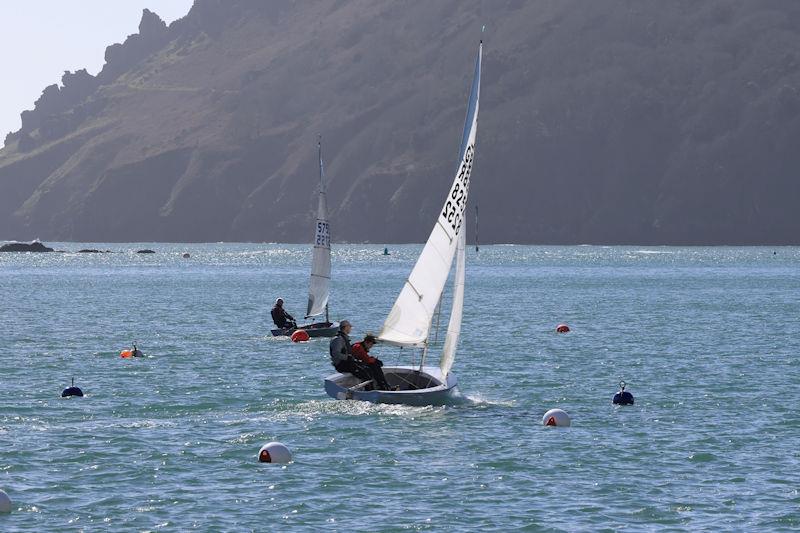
[271,321,339,338]
[324,365,459,406]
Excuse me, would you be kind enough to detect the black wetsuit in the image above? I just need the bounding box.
[271,306,295,329]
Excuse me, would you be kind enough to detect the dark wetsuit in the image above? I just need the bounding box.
[329,331,373,384]
[271,306,295,329]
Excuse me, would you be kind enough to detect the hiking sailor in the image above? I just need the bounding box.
[271,298,297,330]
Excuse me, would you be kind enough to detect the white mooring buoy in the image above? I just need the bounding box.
[542,408,571,427]
[0,489,12,513]
[258,442,292,464]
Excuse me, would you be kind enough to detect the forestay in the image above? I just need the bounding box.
[306,140,331,318]
[378,42,481,347]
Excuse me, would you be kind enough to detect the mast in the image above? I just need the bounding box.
[475,205,479,252]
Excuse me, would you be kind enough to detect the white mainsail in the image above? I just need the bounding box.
[378,42,481,348]
[306,139,331,318]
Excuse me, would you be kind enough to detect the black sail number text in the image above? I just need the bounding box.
[440,144,474,236]
[315,221,330,247]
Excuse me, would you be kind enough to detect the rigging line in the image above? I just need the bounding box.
[405,279,423,301]
[435,218,455,244]
[392,372,420,390]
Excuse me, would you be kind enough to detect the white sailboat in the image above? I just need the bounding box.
[272,138,339,338]
[325,41,481,404]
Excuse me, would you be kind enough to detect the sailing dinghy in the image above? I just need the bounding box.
[272,139,339,338]
[325,41,481,404]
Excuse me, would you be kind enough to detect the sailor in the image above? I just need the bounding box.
[329,321,373,386]
[131,343,143,357]
[351,335,392,390]
[271,298,296,329]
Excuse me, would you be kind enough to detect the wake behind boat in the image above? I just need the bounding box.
[272,138,339,338]
[325,40,482,404]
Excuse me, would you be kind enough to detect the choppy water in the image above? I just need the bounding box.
[1,244,799,531]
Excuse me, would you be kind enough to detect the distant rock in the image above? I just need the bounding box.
[136,249,156,254]
[0,241,54,252]
[78,249,111,253]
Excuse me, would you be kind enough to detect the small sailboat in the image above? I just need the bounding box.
[325,40,482,404]
[272,138,339,338]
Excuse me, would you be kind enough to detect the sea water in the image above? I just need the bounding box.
[1,244,798,531]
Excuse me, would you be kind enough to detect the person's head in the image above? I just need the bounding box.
[339,320,352,334]
[363,334,377,348]
[275,298,284,307]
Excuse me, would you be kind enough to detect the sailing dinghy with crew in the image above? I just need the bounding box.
[325,41,482,404]
[272,139,339,338]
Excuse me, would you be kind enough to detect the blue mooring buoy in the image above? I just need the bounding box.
[612,380,634,405]
[61,377,84,398]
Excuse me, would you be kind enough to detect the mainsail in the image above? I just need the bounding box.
[306,139,331,318]
[378,42,481,348]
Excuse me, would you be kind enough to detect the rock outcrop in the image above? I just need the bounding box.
[0,241,54,252]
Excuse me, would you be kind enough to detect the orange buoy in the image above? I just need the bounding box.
[290,330,310,342]
[556,323,570,333]
[120,350,133,358]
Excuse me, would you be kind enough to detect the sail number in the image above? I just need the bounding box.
[315,221,330,247]
[441,144,474,236]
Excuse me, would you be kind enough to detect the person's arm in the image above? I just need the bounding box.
[351,344,367,363]
[352,344,377,364]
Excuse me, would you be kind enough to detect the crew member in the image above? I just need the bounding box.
[329,320,373,386]
[351,335,392,390]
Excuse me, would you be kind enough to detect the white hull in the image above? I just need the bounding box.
[324,365,459,406]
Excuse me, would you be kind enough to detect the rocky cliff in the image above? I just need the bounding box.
[1,0,799,244]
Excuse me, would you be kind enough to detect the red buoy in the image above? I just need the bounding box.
[556,324,570,333]
[290,330,310,342]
